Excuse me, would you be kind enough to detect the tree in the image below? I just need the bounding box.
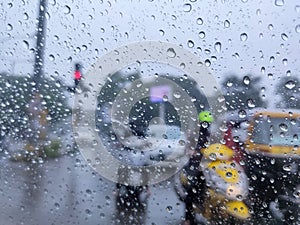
[275,76,300,109]
[221,74,267,111]
[0,74,71,144]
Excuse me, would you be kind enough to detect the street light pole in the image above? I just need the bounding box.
[33,0,47,88]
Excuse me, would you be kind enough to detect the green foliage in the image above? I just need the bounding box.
[275,76,300,109]
[221,74,267,111]
[44,139,61,158]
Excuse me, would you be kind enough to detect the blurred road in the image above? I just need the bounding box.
[0,153,185,225]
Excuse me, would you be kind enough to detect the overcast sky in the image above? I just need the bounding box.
[0,0,299,107]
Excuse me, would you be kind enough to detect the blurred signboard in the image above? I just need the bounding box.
[150,85,172,103]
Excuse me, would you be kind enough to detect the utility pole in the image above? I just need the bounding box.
[26,0,49,159]
[33,0,47,89]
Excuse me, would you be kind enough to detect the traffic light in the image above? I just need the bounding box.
[74,63,82,86]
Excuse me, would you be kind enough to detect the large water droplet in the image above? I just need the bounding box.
[281,33,288,41]
[23,12,29,20]
[240,33,248,41]
[282,164,291,171]
[173,91,181,99]
[166,206,173,212]
[238,109,247,118]
[167,48,176,58]
[279,123,288,132]
[196,18,203,25]
[226,81,233,87]
[183,3,192,12]
[49,54,55,61]
[199,31,205,39]
[205,59,211,67]
[7,24,13,31]
[214,42,221,53]
[23,40,29,49]
[285,80,296,89]
[64,5,71,14]
[243,76,250,85]
[247,99,255,108]
[187,40,194,48]
[224,20,230,28]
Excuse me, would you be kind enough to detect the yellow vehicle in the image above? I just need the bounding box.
[244,109,300,224]
[245,110,300,156]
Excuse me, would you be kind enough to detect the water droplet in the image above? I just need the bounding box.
[54,202,60,209]
[240,33,248,41]
[86,189,92,195]
[279,123,288,131]
[295,25,300,33]
[159,29,165,36]
[214,42,221,53]
[226,172,233,177]
[281,33,288,41]
[224,20,230,28]
[163,95,169,102]
[268,24,274,31]
[285,80,296,89]
[226,81,233,87]
[275,0,284,7]
[256,9,261,16]
[199,31,205,39]
[209,153,217,161]
[49,54,55,61]
[183,3,192,12]
[283,164,291,171]
[187,40,194,48]
[247,99,256,108]
[85,209,92,216]
[238,109,247,118]
[243,76,250,85]
[196,18,203,25]
[64,5,71,14]
[7,24,13,31]
[173,91,181,98]
[205,59,211,67]
[22,40,29,49]
[166,206,173,212]
[282,58,288,66]
[23,12,29,20]
[167,48,176,58]
[233,136,240,143]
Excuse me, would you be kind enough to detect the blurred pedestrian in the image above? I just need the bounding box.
[183,111,213,225]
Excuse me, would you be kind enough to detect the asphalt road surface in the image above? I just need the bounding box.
[0,152,185,225]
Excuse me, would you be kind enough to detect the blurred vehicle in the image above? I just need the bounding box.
[174,143,250,224]
[144,124,186,162]
[244,109,300,224]
[108,120,187,165]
